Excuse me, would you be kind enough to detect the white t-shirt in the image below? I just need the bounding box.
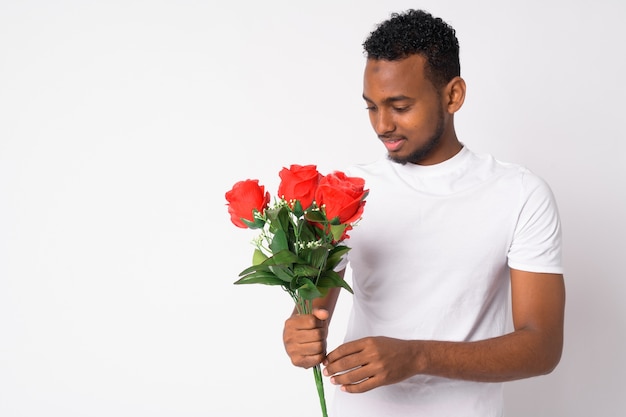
[332,146,563,417]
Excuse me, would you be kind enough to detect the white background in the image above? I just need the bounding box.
[1,0,624,416]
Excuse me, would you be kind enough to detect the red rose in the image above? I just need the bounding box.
[315,171,368,224]
[277,164,321,209]
[225,179,270,228]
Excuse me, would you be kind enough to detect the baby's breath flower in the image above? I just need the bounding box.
[306,240,323,249]
[296,239,324,250]
[251,235,263,247]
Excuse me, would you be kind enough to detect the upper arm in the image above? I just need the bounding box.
[510,268,566,368]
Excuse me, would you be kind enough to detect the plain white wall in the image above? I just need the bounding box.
[1,0,624,416]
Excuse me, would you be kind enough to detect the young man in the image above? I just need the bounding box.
[283,9,565,416]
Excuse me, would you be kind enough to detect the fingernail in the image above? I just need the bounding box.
[323,368,329,376]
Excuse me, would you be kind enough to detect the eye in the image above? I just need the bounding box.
[393,106,410,113]
[365,105,377,111]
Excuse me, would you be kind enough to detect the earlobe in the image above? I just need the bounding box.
[446,76,466,114]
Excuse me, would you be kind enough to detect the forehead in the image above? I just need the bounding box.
[363,54,433,99]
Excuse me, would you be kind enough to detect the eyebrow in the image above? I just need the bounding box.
[362,94,414,104]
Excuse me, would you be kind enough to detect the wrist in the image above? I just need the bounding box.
[407,340,430,376]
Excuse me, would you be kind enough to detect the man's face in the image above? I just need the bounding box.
[363,54,448,165]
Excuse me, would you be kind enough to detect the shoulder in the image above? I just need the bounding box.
[472,150,555,195]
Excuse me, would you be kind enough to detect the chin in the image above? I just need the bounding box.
[386,153,411,165]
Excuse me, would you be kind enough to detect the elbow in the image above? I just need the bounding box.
[542,348,563,375]
[536,356,560,376]
[534,338,563,376]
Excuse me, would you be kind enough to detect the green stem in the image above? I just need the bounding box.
[313,363,328,417]
[296,298,328,416]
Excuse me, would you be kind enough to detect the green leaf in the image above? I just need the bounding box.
[269,265,295,282]
[317,269,354,293]
[293,263,321,278]
[265,206,286,235]
[297,219,318,242]
[271,249,300,265]
[238,263,272,277]
[330,224,347,242]
[238,249,301,282]
[326,245,350,270]
[294,278,323,301]
[307,246,330,270]
[234,271,286,286]
[304,210,326,223]
[252,249,268,265]
[241,216,266,229]
[264,205,281,220]
[270,229,289,253]
[275,205,293,232]
[292,200,304,217]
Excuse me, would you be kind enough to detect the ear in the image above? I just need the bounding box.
[444,76,466,114]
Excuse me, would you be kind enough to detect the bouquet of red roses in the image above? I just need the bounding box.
[225,164,368,417]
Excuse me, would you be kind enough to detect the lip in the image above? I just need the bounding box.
[381,138,404,152]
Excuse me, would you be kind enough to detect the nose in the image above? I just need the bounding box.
[371,108,395,136]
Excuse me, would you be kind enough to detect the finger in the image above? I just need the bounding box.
[285,314,322,331]
[284,331,327,358]
[324,342,362,370]
[340,374,380,393]
[327,362,381,394]
[285,331,326,352]
[293,353,326,369]
[329,364,371,386]
[286,339,326,367]
[312,308,329,321]
[286,327,326,343]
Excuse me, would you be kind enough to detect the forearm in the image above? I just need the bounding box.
[326,272,565,392]
[415,271,565,382]
[412,327,563,382]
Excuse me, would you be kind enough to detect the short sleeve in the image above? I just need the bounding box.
[507,170,564,274]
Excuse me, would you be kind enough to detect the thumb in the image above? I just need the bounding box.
[312,308,330,321]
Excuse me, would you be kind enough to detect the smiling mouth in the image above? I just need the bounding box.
[381,137,404,152]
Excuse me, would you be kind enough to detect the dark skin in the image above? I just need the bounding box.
[283,54,566,393]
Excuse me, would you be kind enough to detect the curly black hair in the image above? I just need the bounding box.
[363,9,460,89]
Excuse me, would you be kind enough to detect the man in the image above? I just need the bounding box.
[283,9,565,417]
